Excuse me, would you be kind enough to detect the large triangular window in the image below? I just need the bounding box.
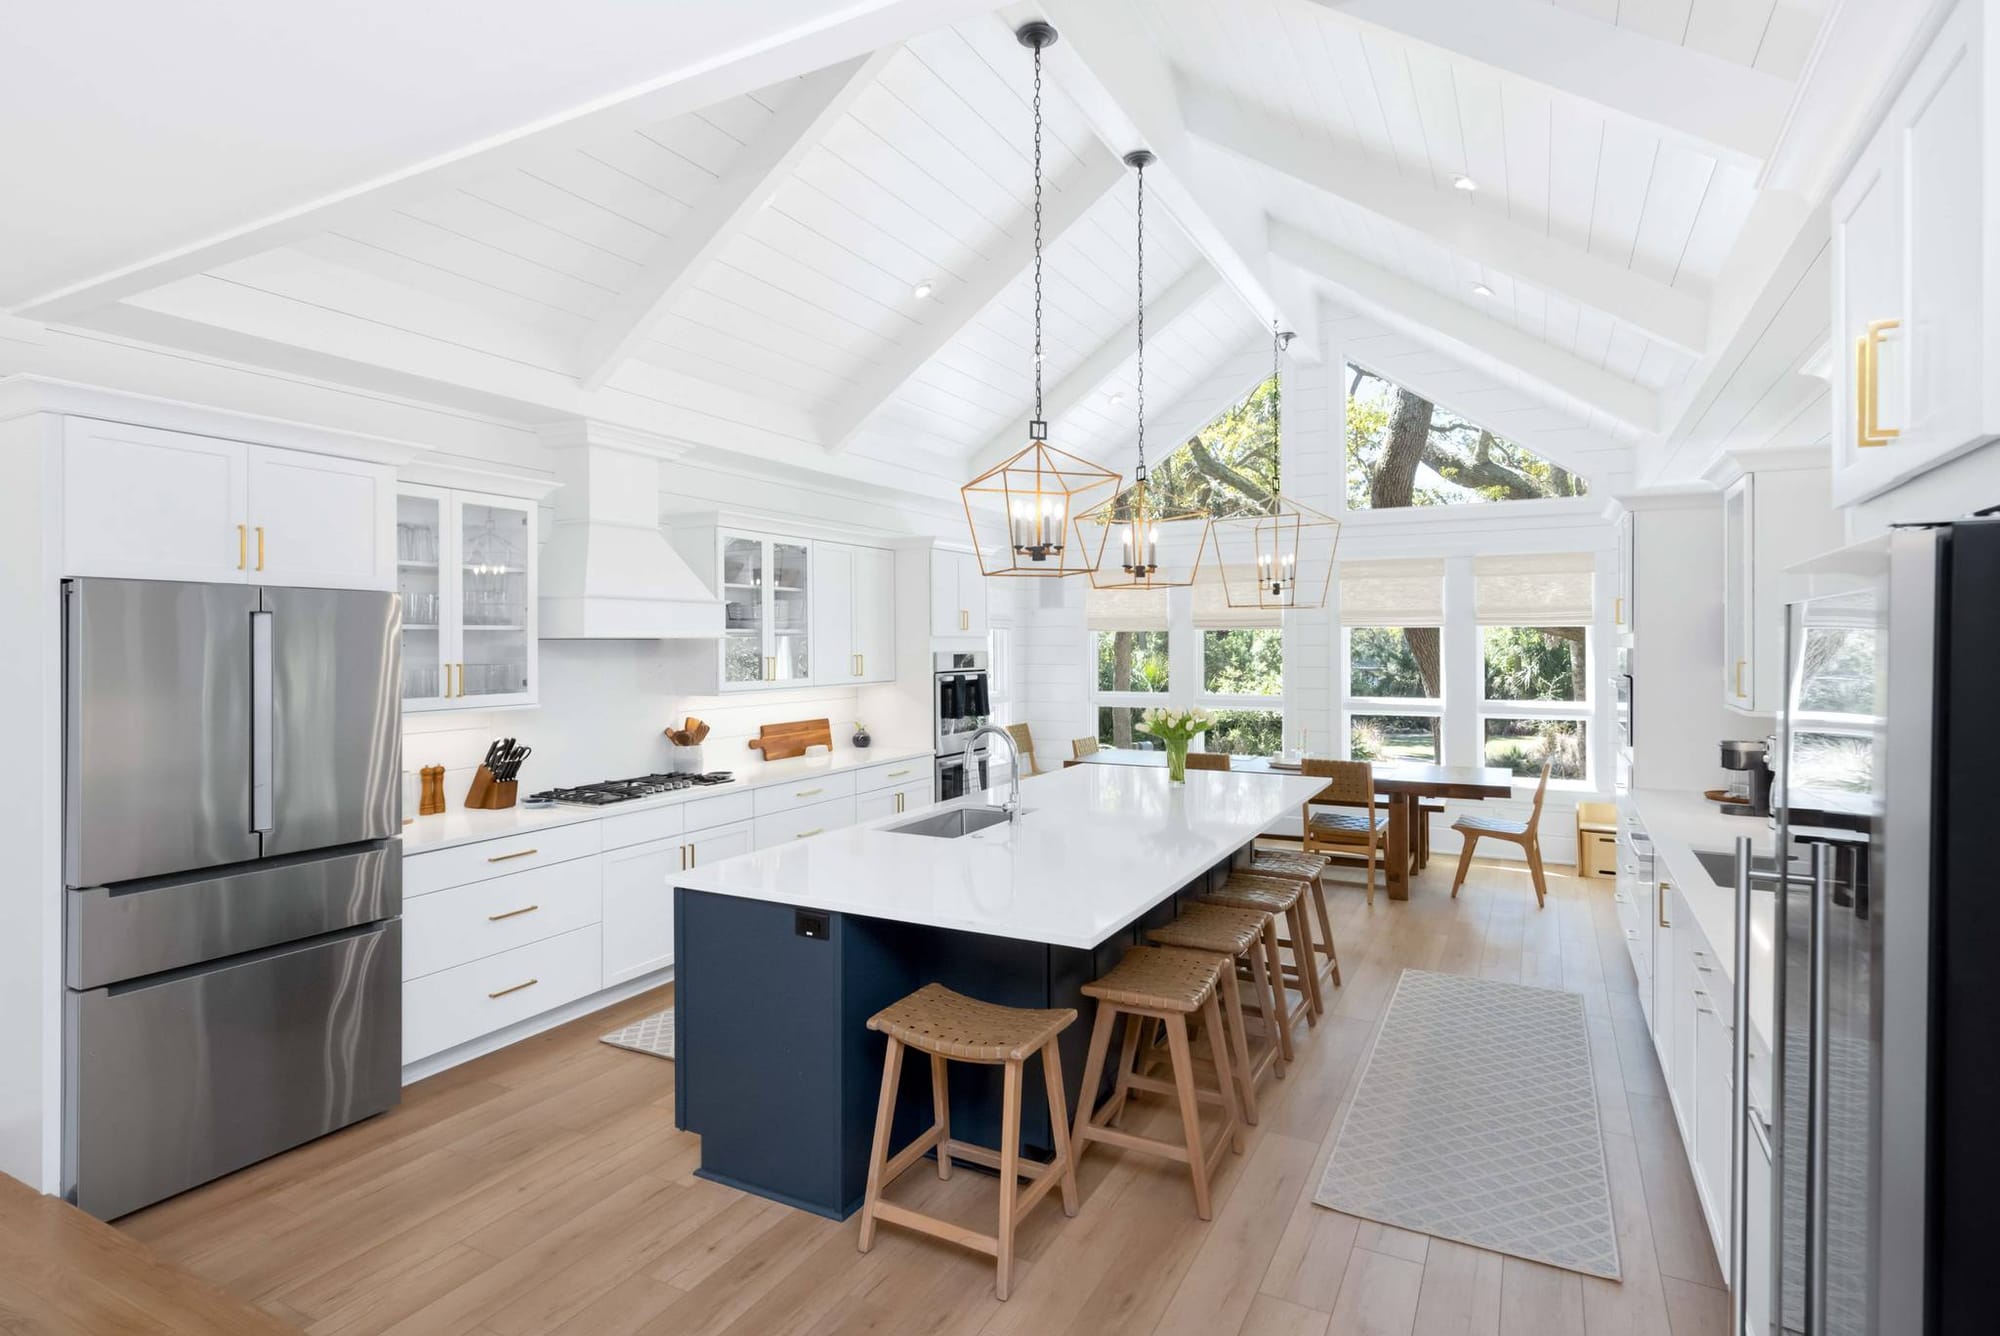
[1344,364,1586,509]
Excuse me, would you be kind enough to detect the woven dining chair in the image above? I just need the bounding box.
[1184,752,1231,772]
[1299,758,1388,906]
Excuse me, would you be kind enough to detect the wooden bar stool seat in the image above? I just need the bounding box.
[1200,873,1322,1038]
[858,983,1080,1300]
[1146,903,1286,1123]
[1072,947,1245,1220]
[1248,850,1342,989]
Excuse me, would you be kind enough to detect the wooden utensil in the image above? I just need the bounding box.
[747,718,832,761]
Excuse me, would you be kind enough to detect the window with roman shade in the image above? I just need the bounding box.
[1474,553,1594,781]
[1338,558,1446,763]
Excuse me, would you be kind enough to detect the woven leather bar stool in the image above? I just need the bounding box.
[1146,903,1285,1123]
[1201,873,1322,1040]
[1247,849,1342,989]
[1072,946,1245,1220]
[858,983,1080,1300]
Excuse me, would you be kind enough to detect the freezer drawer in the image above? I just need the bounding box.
[65,921,402,1220]
[67,842,399,989]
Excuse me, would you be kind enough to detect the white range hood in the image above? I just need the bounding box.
[537,422,723,639]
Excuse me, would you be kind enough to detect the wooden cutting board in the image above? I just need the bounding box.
[747,718,832,761]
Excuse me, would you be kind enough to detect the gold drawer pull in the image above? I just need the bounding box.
[487,847,538,863]
[795,827,824,839]
[237,524,247,570]
[1857,318,1901,448]
[488,978,538,999]
[255,525,266,571]
[1613,595,1623,625]
[887,768,911,778]
[796,787,824,798]
[488,904,539,922]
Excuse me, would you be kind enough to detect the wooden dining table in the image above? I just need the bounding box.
[1074,750,1515,901]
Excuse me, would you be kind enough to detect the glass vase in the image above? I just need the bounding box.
[1165,737,1189,783]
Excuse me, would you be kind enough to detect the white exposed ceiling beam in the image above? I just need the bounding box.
[1026,0,1323,362]
[12,0,997,320]
[1181,80,1711,357]
[965,263,1223,475]
[819,145,1124,453]
[1271,220,1660,433]
[575,50,894,392]
[1303,0,1792,168]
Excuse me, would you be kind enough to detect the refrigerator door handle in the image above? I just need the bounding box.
[251,609,274,834]
[1731,836,1752,1336]
[1804,840,1832,1336]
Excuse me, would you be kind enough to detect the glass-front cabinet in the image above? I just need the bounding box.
[399,484,538,712]
[719,530,811,688]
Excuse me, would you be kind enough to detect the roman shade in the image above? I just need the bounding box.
[1084,583,1169,632]
[1473,552,1595,625]
[1192,562,1280,629]
[1338,558,1444,628]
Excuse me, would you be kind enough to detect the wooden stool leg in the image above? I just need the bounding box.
[1289,900,1322,1023]
[858,1036,904,1253]
[1040,1041,1080,1217]
[1070,1003,1117,1167]
[1259,919,1294,1064]
[1451,835,1479,898]
[1165,1015,1213,1220]
[1309,873,1341,987]
[1107,1012,1145,1127]
[996,1058,1022,1301]
[1244,922,1288,1073]
[1200,991,1245,1155]
[930,1053,952,1180]
[1218,955,1259,1123]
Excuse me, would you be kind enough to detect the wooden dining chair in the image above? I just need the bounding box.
[1450,761,1553,908]
[1006,723,1042,777]
[1072,737,1100,760]
[1184,752,1230,772]
[1298,759,1388,907]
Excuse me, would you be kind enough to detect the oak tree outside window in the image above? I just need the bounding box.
[1345,363,1587,510]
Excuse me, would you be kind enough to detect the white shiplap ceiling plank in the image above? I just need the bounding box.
[1627,144,1718,288]
[333,210,622,317]
[1587,119,1662,268]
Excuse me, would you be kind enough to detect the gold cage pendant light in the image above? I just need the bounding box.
[958,21,1119,578]
[1206,326,1341,610]
[1078,149,1208,591]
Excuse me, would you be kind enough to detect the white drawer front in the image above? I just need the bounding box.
[753,770,857,817]
[853,757,929,794]
[683,791,753,829]
[600,804,686,851]
[403,857,603,981]
[405,820,601,898]
[403,924,602,1062]
[754,795,857,848]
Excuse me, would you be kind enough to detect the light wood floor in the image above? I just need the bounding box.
[119,857,1728,1336]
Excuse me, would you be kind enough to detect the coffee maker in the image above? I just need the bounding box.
[1718,738,1774,817]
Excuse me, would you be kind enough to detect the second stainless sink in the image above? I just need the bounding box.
[885,805,1015,839]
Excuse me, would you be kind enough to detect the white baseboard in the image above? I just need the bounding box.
[400,966,675,1086]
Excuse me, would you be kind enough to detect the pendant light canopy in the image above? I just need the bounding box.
[1077,149,1209,591]
[959,21,1120,579]
[1207,327,1341,610]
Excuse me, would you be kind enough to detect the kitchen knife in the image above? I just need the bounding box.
[482,739,503,771]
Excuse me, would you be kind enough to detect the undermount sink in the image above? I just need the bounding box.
[885,805,1015,839]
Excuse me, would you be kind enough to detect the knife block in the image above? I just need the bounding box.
[463,765,518,810]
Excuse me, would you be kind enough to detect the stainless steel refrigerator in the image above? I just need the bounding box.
[63,577,404,1220]
[1757,518,2000,1335]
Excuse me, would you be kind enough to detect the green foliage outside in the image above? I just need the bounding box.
[1345,364,1585,509]
[1482,627,1585,702]
[1348,627,1429,698]
[1205,709,1283,755]
[1203,628,1281,696]
[1149,374,1281,517]
[1096,630,1169,693]
[1349,714,1440,763]
[1484,720,1586,780]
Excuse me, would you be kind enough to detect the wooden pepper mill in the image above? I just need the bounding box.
[418,764,447,815]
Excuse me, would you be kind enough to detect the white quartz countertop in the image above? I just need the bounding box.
[400,744,934,854]
[1626,787,1778,1048]
[671,763,1327,950]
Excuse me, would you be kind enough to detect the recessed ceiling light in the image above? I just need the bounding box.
[912,279,934,299]
[1471,282,1495,298]
[1451,174,1478,192]
[1108,391,1125,405]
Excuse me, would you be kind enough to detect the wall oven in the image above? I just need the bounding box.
[933,650,991,797]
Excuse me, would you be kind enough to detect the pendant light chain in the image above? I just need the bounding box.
[1031,38,1045,432]
[1134,154,1146,482]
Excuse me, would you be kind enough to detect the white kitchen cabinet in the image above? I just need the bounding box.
[1830,0,2000,505]
[1722,476,1752,709]
[1745,1113,1774,1335]
[754,795,858,849]
[857,780,934,823]
[398,485,538,712]
[812,541,896,685]
[721,531,812,689]
[61,417,393,590]
[1651,876,1677,1098]
[1614,509,1634,635]
[1693,980,1735,1244]
[930,547,989,638]
[683,819,753,870]
[603,836,678,986]
[1717,464,1841,714]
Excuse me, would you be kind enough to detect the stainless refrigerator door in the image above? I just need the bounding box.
[65,579,263,887]
[257,585,401,857]
[65,919,402,1221]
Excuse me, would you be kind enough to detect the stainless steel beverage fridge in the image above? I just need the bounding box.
[62,577,404,1219]
[1756,519,2000,1335]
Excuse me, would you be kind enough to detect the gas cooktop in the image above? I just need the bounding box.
[526,772,735,807]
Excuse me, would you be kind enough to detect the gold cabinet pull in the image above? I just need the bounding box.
[887,768,911,779]
[1613,595,1623,626]
[487,904,539,921]
[255,525,266,571]
[960,609,968,631]
[1658,881,1671,930]
[457,661,467,697]
[796,787,824,798]
[486,847,538,863]
[488,978,538,999]
[765,655,775,681]
[1857,318,1901,448]
[795,827,824,839]
[1734,658,1746,698]
[237,524,247,570]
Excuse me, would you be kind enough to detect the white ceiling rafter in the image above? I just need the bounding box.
[11,0,999,321]
[573,49,896,392]
[1270,220,1660,433]
[1180,79,1711,358]
[1026,0,1323,362]
[818,145,1125,453]
[1299,0,1793,169]
[964,263,1223,476]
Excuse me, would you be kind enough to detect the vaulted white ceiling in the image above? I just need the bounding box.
[3,0,1926,498]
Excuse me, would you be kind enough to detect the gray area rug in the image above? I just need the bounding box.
[601,1007,674,1061]
[1314,969,1621,1280]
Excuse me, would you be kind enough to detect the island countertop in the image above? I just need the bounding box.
[672,763,1326,950]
